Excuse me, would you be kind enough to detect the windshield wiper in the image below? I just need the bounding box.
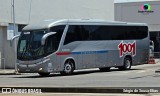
[20,46,26,59]
[20,44,31,60]
[20,40,32,60]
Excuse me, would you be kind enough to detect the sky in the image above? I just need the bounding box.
[114,0,158,3]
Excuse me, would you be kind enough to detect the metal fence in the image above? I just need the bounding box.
[0,58,5,69]
[0,58,16,74]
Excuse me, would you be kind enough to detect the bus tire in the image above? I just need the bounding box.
[60,60,74,75]
[119,57,132,70]
[38,72,50,76]
[99,67,110,72]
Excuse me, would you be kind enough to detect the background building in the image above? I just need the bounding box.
[0,0,114,68]
[115,0,160,52]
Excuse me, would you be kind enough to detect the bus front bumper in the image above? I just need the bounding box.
[17,62,53,73]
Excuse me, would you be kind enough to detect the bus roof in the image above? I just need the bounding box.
[23,19,148,31]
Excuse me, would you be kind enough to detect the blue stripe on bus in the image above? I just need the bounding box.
[71,50,108,55]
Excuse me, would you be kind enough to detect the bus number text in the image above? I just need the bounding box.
[118,41,136,57]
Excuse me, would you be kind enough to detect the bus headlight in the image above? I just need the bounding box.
[39,68,43,71]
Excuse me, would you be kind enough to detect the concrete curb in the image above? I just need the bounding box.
[155,69,160,73]
[0,70,21,75]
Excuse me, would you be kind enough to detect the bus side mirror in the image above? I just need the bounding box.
[41,32,57,45]
[10,35,20,47]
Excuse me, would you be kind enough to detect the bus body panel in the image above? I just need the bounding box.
[17,19,149,73]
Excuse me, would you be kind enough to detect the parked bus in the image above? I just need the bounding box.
[15,19,149,76]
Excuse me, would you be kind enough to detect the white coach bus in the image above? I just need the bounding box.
[15,19,149,76]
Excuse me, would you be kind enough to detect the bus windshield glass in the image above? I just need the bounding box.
[17,25,65,61]
[17,30,47,60]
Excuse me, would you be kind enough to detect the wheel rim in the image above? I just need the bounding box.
[64,63,72,73]
[125,59,131,69]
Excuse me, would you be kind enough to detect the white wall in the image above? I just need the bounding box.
[0,25,14,69]
[115,1,160,31]
[0,0,114,24]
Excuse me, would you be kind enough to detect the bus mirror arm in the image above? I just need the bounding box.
[10,35,20,47]
[41,32,57,45]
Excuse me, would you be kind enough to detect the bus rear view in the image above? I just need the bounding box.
[16,19,149,76]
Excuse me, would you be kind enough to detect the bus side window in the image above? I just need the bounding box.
[64,25,83,45]
[45,25,65,55]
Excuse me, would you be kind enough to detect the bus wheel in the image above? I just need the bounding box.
[38,72,50,77]
[119,57,132,70]
[99,67,110,72]
[61,60,74,75]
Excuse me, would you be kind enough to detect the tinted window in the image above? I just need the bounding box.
[64,25,148,45]
[88,26,148,40]
[45,25,65,55]
[86,26,126,40]
[50,25,65,43]
[64,25,90,45]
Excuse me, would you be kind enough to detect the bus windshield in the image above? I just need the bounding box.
[17,25,65,61]
[17,30,47,60]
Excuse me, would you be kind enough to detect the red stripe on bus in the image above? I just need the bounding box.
[56,52,71,55]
